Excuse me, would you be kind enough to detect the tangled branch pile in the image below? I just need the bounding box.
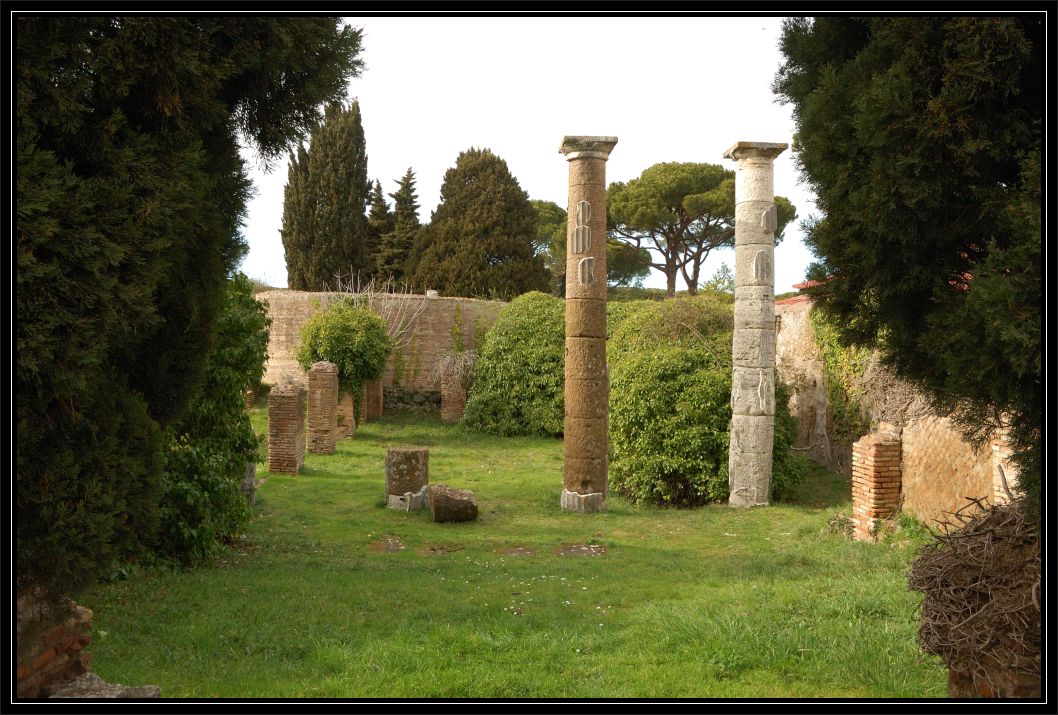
[908,498,1040,698]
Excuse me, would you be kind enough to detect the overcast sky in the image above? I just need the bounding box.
[238,15,818,293]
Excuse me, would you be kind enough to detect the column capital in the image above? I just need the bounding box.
[560,136,618,161]
[723,141,788,162]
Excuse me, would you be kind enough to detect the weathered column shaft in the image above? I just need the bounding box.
[559,136,617,513]
[724,141,787,507]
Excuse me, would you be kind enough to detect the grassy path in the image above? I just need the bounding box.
[85,411,947,698]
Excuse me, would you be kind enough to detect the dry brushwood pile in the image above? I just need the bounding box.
[908,498,1040,698]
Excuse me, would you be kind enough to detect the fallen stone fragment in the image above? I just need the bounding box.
[429,484,478,523]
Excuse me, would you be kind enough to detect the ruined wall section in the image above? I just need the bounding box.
[256,291,504,392]
[776,296,1015,526]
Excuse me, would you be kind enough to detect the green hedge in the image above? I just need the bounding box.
[607,295,807,506]
[462,292,566,436]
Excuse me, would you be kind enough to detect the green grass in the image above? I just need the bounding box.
[85,411,947,698]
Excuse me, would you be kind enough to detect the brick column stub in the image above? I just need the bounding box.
[851,433,903,541]
[268,383,306,475]
[307,361,338,454]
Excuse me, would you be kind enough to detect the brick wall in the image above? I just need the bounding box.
[16,596,94,698]
[776,296,1016,527]
[256,290,505,392]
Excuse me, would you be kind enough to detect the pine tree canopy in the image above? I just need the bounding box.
[16,16,362,605]
[409,148,550,299]
[532,199,651,296]
[774,16,1043,516]
[608,162,794,297]
[281,100,373,290]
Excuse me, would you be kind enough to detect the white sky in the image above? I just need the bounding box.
[238,15,819,293]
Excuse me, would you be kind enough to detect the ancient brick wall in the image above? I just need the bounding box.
[776,296,1015,526]
[256,290,504,392]
[16,596,94,698]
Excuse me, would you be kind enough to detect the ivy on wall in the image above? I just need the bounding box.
[808,306,871,446]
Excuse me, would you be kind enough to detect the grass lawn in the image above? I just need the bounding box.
[85,410,948,698]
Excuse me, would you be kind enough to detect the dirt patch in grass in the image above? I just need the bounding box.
[368,536,405,553]
[420,543,463,555]
[555,543,606,557]
[495,546,536,556]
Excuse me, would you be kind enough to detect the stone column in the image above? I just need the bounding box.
[723,141,787,507]
[559,136,617,513]
[385,446,429,511]
[307,361,338,454]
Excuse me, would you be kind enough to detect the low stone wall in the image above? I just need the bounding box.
[385,387,441,412]
[776,296,1018,526]
[256,290,504,392]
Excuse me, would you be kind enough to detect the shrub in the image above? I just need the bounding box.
[462,292,565,437]
[610,346,732,505]
[296,297,392,407]
[156,273,271,563]
[608,295,807,506]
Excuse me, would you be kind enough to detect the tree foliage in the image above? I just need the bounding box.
[775,16,1043,517]
[281,101,372,290]
[532,199,651,296]
[16,16,361,606]
[376,168,421,282]
[366,179,395,276]
[608,162,794,297]
[296,298,393,401]
[158,274,271,563]
[408,148,550,299]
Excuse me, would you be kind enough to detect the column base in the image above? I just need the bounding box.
[561,489,606,513]
[728,487,768,508]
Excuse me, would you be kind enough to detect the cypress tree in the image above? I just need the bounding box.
[409,149,549,299]
[16,16,362,607]
[376,168,421,282]
[775,16,1042,516]
[366,179,394,279]
[281,101,372,290]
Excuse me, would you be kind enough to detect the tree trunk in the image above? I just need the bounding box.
[665,265,678,298]
[429,484,478,522]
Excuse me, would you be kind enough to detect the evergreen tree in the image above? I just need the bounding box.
[376,168,421,282]
[608,162,795,297]
[409,149,549,299]
[775,16,1043,516]
[16,16,362,607]
[281,101,372,290]
[365,179,394,278]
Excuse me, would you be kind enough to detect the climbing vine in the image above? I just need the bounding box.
[809,306,871,445]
